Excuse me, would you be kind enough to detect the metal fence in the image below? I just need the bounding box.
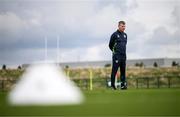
[1,76,180,91]
[135,77,180,89]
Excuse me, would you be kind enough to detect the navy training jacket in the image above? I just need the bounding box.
[109,30,127,60]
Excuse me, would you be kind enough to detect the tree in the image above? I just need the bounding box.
[18,65,22,70]
[153,62,158,67]
[135,62,144,68]
[139,62,144,68]
[65,65,69,69]
[135,63,139,67]
[172,61,178,67]
[104,63,111,67]
[2,64,6,70]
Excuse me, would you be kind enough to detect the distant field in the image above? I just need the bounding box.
[0,88,180,116]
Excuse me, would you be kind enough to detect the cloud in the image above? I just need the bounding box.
[139,3,180,59]
[0,12,27,43]
[126,0,180,59]
[0,0,179,66]
[56,43,111,62]
[147,27,178,46]
[0,0,137,50]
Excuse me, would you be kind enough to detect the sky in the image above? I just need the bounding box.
[0,0,180,67]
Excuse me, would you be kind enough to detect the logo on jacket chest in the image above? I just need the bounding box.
[117,34,120,38]
[124,34,126,38]
[117,34,126,39]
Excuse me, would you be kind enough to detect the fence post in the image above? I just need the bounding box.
[147,78,149,89]
[0,80,3,91]
[168,77,171,88]
[157,77,160,88]
[136,78,138,89]
[66,68,70,78]
[2,79,5,91]
[86,79,88,89]
[89,68,93,90]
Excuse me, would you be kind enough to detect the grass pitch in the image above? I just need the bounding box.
[0,88,180,116]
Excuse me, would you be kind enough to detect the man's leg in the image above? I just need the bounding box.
[111,55,119,90]
[120,60,127,89]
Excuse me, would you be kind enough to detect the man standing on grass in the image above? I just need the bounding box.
[109,21,127,90]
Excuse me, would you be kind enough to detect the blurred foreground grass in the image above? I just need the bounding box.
[0,88,180,116]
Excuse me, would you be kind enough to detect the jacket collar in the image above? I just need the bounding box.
[117,29,124,34]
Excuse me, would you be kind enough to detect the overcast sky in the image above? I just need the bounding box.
[0,0,180,67]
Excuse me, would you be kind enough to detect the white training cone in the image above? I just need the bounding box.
[8,63,84,105]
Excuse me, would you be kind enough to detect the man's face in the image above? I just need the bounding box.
[118,23,126,32]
